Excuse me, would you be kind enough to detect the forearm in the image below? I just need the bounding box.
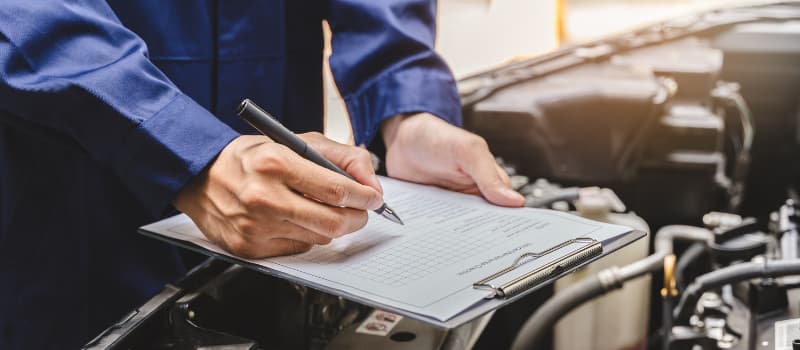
[327,0,462,147]
[0,0,238,216]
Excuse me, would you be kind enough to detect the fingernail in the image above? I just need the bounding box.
[370,192,384,211]
[502,188,525,202]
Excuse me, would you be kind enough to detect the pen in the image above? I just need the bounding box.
[236,99,404,225]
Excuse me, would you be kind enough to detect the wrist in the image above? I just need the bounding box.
[381,113,448,150]
[380,114,407,149]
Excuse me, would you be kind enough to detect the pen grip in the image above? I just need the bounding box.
[236,99,355,181]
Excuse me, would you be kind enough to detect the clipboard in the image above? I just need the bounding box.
[140,175,644,329]
[140,220,644,329]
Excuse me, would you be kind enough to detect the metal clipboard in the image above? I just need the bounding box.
[141,220,645,329]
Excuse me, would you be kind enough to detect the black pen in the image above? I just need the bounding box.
[236,99,404,225]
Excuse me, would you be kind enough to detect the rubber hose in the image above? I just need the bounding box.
[510,276,606,350]
[675,243,706,290]
[510,225,710,349]
[674,260,800,323]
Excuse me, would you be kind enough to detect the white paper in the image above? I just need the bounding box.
[775,318,800,350]
[143,177,632,321]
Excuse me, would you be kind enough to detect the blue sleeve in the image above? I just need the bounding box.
[326,0,463,146]
[0,1,239,217]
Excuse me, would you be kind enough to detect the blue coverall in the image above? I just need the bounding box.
[0,1,461,348]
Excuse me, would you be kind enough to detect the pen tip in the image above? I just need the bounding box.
[381,205,404,225]
[387,212,404,225]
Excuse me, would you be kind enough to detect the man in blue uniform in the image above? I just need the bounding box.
[0,1,524,348]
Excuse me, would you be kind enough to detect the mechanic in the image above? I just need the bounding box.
[0,1,525,348]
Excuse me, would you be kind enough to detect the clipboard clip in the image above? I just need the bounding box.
[473,237,602,298]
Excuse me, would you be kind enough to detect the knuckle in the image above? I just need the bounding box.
[234,217,259,235]
[225,235,252,257]
[467,135,489,150]
[328,182,350,206]
[289,241,312,254]
[240,191,270,209]
[321,215,348,238]
[356,148,372,162]
[251,148,286,174]
[356,149,376,170]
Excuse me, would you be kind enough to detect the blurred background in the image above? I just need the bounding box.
[323,0,771,144]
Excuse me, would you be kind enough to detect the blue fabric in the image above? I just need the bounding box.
[0,0,461,348]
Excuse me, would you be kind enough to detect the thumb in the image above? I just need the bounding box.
[461,146,525,207]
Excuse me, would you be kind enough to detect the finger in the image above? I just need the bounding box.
[432,164,511,195]
[284,151,383,211]
[459,139,525,207]
[281,194,370,239]
[299,132,383,194]
[251,219,332,246]
[249,238,313,258]
[460,186,481,196]
[218,226,314,259]
[422,173,479,194]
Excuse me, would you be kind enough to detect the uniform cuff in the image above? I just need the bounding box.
[343,63,463,147]
[112,94,239,217]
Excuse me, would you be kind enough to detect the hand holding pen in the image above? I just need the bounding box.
[236,99,403,225]
[173,100,398,259]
